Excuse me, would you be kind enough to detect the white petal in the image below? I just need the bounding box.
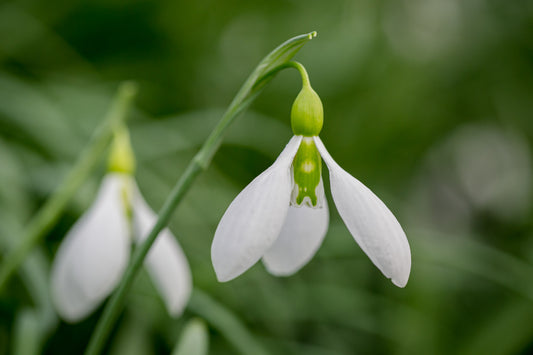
[314,137,411,287]
[133,186,192,317]
[211,135,303,282]
[262,179,329,275]
[50,173,131,322]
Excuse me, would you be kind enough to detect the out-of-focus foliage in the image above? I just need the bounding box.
[172,318,208,355]
[0,0,532,354]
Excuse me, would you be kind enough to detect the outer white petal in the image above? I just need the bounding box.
[314,137,411,287]
[50,173,131,322]
[262,179,329,276]
[133,185,192,317]
[211,135,303,282]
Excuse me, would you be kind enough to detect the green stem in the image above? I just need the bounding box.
[187,289,268,355]
[255,61,311,90]
[286,61,311,87]
[0,82,138,292]
[84,31,317,355]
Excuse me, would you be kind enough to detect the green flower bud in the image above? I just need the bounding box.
[108,125,136,175]
[291,84,323,137]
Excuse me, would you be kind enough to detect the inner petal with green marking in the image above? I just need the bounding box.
[291,137,323,208]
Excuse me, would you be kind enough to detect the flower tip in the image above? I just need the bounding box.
[211,249,233,282]
[214,270,234,283]
[308,31,317,39]
[391,276,408,288]
[167,300,188,318]
[262,263,296,277]
[52,298,89,324]
[212,257,247,282]
[390,266,410,288]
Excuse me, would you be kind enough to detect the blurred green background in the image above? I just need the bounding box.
[1,0,533,354]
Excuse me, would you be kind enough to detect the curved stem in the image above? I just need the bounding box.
[255,61,311,90]
[84,31,317,355]
[286,61,311,87]
[0,82,137,292]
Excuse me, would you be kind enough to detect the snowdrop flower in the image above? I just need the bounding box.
[51,127,192,322]
[211,65,411,287]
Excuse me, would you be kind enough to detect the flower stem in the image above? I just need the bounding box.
[0,82,138,292]
[84,31,317,355]
[286,61,311,87]
[256,61,312,89]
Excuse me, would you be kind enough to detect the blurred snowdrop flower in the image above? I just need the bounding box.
[51,127,191,322]
[211,71,411,287]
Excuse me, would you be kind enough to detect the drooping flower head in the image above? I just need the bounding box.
[211,63,411,287]
[51,126,192,322]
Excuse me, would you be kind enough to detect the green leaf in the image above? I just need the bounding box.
[188,289,268,355]
[0,73,77,158]
[0,141,57,355]
[416,231,533,301]
[12,310,41,355]
[459,299,533,355]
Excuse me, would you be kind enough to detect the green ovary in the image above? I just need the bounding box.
[108,125,136,175]
[291,137,322,207]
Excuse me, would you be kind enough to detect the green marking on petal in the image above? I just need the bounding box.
[291,137,322,207]
[119,177,133,222]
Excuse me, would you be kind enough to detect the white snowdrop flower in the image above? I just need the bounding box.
[211,73,411,287]
[50,127,192,322]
